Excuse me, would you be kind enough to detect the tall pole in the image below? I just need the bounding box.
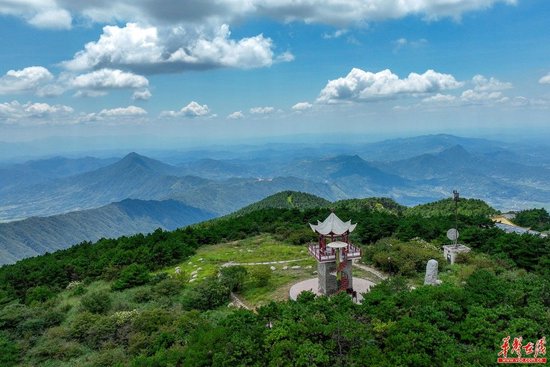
[453,190,459,247]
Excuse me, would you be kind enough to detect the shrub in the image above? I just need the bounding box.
[0,332,19,367]
[181,278,230,311]
[133,288,153,303]
[25,286,55,305]
[153,277,184,297]
[112,264,150,291]
[251,266,271,287]
[219,266,248,292]
[81,291,112,314]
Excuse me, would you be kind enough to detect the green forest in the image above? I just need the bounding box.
[0,195,548,366]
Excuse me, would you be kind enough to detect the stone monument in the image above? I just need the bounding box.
[424,259,441,285]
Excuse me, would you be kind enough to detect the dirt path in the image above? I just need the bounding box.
[222,258,309,267]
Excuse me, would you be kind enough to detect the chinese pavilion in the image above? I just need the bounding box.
[308,213,361,295]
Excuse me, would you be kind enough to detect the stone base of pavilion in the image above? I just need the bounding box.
[289,277,375,303]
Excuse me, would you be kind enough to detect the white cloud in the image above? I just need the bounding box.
[27,8,72,29]
[0,1,72,29]
[317,68,462,103]
[250,0,517,25]
[393,38,427,53]
[70,69,148,90]
[539,73,550,84]
[227,111,244,119]
[99,105,147,117]
[161,101,210,118]
[0,100,74,124]
[0,66,54,95]
[1,1,517,30]
[472,74,512,91]
[79,105,147,123]
[62,23,288,74]
[292,102,313,111]
[250,106,275,114]
[323,29,348,39]
[74,90,108,98]
[275,51,295,63]
[132,89,152,101]
[422,93,456,103]
[460,89,508,104]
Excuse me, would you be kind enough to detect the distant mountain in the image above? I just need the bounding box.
[380,144,550,182]
[0,153,338,221]
[168,176,337,215]
[0,156,117,193]
[0,198,214,265]
[178,158,259,180]
[3,134,550,224]
[370,145,550,209]
[235,191,331,215]
[358,134,515,161]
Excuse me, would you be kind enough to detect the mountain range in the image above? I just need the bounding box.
[1,134,550,264]
[0,198,214,265]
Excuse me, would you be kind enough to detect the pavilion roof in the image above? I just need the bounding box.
[309,212,356,235]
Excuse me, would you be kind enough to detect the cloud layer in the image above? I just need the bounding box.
[1,0,517,29]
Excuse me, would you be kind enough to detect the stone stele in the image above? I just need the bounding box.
[424,259,440,286]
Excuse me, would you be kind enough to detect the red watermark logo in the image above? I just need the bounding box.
[498,336,546,364]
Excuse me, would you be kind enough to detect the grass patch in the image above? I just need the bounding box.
[162,234,317,307]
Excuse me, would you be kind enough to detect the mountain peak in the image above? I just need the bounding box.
[122,152,146,161]
[438,144,471,158]
[110,152,176,175]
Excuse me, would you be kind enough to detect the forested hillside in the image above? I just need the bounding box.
[0,197,548,366]
[0,199,215,265]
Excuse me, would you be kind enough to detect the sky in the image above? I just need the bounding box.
[0,0,549,148]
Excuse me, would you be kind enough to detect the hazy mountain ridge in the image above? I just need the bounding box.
[0,198,214,265]
[1,135,549,224]
[0,156,117,193]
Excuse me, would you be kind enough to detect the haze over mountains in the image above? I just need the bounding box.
[1,134,550,265]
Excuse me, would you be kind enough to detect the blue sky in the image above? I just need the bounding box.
[0,0,549,146]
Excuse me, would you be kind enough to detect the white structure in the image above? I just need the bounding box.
[443,244,471,264]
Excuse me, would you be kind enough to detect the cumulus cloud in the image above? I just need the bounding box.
[70,69,148,90]
[539,73,550,84]
[292,102,312,111]
[132,89,152,101]
[0,100,74,124]
[227,111,244,119]
[250,106,275,114]
[62,23,288,74]
[317,68,462,103]
[161,101,210,118]
[460,89,508,104]
[0,66,54,95]
[78,105,147,123]
[99,105,146,117]
[472,74,512,91]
